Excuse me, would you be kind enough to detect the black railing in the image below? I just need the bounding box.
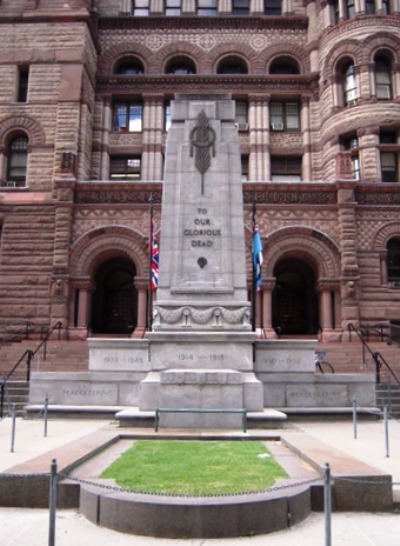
[0,321,62,419]
[347,323,400,385]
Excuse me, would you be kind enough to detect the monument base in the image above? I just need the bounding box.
[139,368,263,428]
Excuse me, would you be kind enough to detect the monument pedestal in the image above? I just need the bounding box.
[139,331,264,428]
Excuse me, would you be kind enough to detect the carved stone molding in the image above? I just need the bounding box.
[153,305,251,329]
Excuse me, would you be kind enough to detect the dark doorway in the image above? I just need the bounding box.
[91,258,137,335]
[272,258,318,336]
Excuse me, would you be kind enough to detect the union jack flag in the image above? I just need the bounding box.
[151,223,159,291]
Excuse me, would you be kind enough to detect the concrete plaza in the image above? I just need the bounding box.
[0,417,399,545]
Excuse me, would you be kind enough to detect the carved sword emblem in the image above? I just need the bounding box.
[190,110,216,195]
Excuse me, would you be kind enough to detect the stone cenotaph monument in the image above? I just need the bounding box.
[139,94,264,427]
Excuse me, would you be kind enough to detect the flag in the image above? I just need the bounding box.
[151,222,159,291]
[252,223,263,291]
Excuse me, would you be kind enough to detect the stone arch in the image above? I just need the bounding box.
[264,226,340,279]
[361,33,400,64]
[373,222,400,250]
[70,226,148,278]
[322,40,362,81]
[207,43,259,74]
[264,44,309,74]
[153,42,208,74]
[97,43,154,75]
[0,115,46,148]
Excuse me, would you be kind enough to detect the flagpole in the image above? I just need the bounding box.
[148,193,153,332]
[252,195,257,334]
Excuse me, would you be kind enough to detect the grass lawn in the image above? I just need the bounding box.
[100,440,288,496]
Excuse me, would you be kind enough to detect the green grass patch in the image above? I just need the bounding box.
[100,440,288,496]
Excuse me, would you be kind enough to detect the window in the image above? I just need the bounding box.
[17,67,29,103]
[131,0,150,15]
[271,156,302,181]
[381,152,398,182]
[113,102,142,132]
[235,100,248,130]
[346,0,355,18]
[374,55,392,100]
[340,134,360,179]
[365,0,375,14]
[165,101,172,131]
[382,0,390,14]
[270,101,300,132]
[165,0,181,15]
[197,0,217,16]
[264,0,281,15]
[387,239,400,281]
[115,59,144,75]
[165,58,196,74]
[380,132,399,182]
[217,57,248,74]
[241,155,249,181]
[7,135,28,185]
[110,157,141,180]
[269,57,300,75]
[342,62,358,105]
[232,0,250,15]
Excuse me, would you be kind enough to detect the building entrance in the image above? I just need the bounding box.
[272,259,318,336]
[91,258,137,335]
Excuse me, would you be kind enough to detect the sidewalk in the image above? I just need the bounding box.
[1,416,400,545]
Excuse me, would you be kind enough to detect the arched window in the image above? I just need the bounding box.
[374,55,392,100]
[114,58,144,75]
[7,135,28,186]
[217,57,248,74]
[342,61,358,105]
[269,57,300,75]
[165,58,196,74]
[387,238,400,282]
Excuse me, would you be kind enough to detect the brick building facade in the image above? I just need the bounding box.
[0,0,400,343]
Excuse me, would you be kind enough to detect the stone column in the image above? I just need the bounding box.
[142,94,164,181]
[132,277,148,338]
[69,278,92,340]
[100,98,112,180]
[248,94,270,181]
[262,278,277,338]
[301,97,312,181]
[337,180,360,339]
[357,126,380,182]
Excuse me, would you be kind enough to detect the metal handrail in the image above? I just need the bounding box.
[347,323,400,385]
[30,321,62,362]
[0,321,62,419]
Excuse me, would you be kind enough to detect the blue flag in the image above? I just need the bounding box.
[252,224,263,291]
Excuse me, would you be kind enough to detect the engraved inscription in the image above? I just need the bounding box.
[184,208,221,248]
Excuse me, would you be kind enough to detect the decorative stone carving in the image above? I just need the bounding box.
[153,305,251,329]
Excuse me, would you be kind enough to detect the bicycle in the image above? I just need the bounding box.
[315,351,335,373]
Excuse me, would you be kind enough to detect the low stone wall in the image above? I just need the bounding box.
[80,483,312,538]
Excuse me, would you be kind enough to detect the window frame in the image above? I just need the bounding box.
[7,134,29,186]
[374,56,392,100]
[112,102,143,133]
[264,0,281,16]
[131,0,150,16]
[165,0,182,16]
[110,156,142,181]
[232,0,250,15]
[387,238,400,282]
[197,0,218,16]
[270,156,302,182]
[270,101,301,132]
[17,66,29,103]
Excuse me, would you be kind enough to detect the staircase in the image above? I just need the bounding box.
[1,381,30,417]
[376,382,400,418]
